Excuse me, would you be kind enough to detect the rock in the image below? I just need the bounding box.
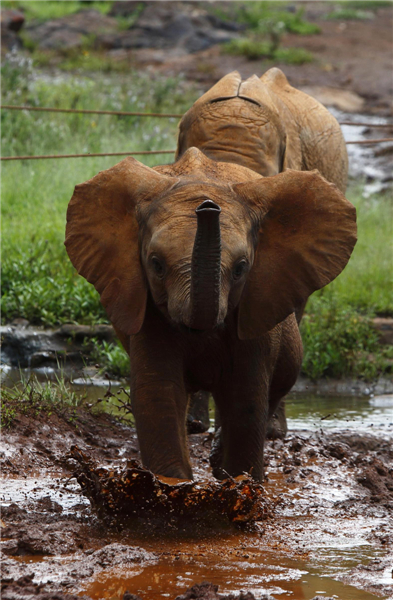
[0,9,25,32]
[0,323,115,368]
[57,323,115,343]
[175,583,275,600]
[25,9,118,51]
[1,9,24,50]
[117,4,240,54]
[123,593,143,600]
[372,317,393,345]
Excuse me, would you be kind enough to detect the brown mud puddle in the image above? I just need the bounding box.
[1,393,393,600]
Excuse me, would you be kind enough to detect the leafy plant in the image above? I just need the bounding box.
[87,338,130,379]
[301,297,392,380]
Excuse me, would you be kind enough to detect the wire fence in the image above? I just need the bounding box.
[1,104,392,161]
[0,105,183,119]
[1,150,176,161]
[1,105,392,128]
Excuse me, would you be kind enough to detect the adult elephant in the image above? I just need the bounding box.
[65,69,356,481]
[177,68,349,439]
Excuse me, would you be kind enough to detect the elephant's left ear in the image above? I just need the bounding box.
[65,158,176,336]
[234,170,357,339]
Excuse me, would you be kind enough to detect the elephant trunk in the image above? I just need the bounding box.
[189,199,222,330]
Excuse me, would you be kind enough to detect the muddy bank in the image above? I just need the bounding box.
[1,397,392,599]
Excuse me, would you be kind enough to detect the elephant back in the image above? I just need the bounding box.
[261,68,348,192]
[176,72,286,177]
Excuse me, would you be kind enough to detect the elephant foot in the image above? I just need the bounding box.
[266,399,287,440]
[187,390,210,434]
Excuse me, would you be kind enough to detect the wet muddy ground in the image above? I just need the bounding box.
[1,392,393,600]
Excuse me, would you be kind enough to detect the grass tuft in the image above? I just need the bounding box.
[1,372,86,428]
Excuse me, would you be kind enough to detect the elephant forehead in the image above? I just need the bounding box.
[143,183,248,224]
[148,212,251,264]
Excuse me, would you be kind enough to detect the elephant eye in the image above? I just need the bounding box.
[233,259,248,281]
[151,256,165,278]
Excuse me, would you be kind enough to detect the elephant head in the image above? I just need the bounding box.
[65,147,356,339]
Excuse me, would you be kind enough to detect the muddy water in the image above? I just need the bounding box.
[286,393,393,436]
[82,544,380,600]
[2,391,392,600]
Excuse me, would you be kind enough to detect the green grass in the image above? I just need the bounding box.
[1,57,392,380]
[228,3,321,35]
[326,8,375,20]
[1,56,196,326]
[2,1,112,21]
[1,371,135,428]
[223,38,313,64]
[336,1,391,9]
[0,372,85,428]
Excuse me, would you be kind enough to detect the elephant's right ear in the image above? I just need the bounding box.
[65,158,176,336]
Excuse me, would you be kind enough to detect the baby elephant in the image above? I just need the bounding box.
[65,69,357,482]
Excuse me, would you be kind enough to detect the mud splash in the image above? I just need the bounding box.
[70,446,272,528]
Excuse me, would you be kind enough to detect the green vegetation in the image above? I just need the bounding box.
[1,55,196,326]
[2,1,112,21]
[223,38,313,64]
[1,371,134,428]
[336,1,391,9]
[1,57,392,381]
[326,0,391,18]
[221,3,317,64]
[0,372,86,428]
[326,8,374,20]
[301,298,393,380]
[87,339,131,379]
[234,3,321,35]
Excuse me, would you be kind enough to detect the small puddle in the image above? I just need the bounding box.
[286,392,393,436]
[82,549,380,600]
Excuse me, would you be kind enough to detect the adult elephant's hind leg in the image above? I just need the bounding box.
[268,315,303,440]
[187,390,210,433]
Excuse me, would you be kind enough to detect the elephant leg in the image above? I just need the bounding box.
[267,315,303,440]
[129,326,192,480]
[209,404,222,473]
[212,383,269,482]
[266,398,287,440]
[187,390,210,434]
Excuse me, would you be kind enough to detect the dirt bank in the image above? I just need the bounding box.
[1,403,392,599]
